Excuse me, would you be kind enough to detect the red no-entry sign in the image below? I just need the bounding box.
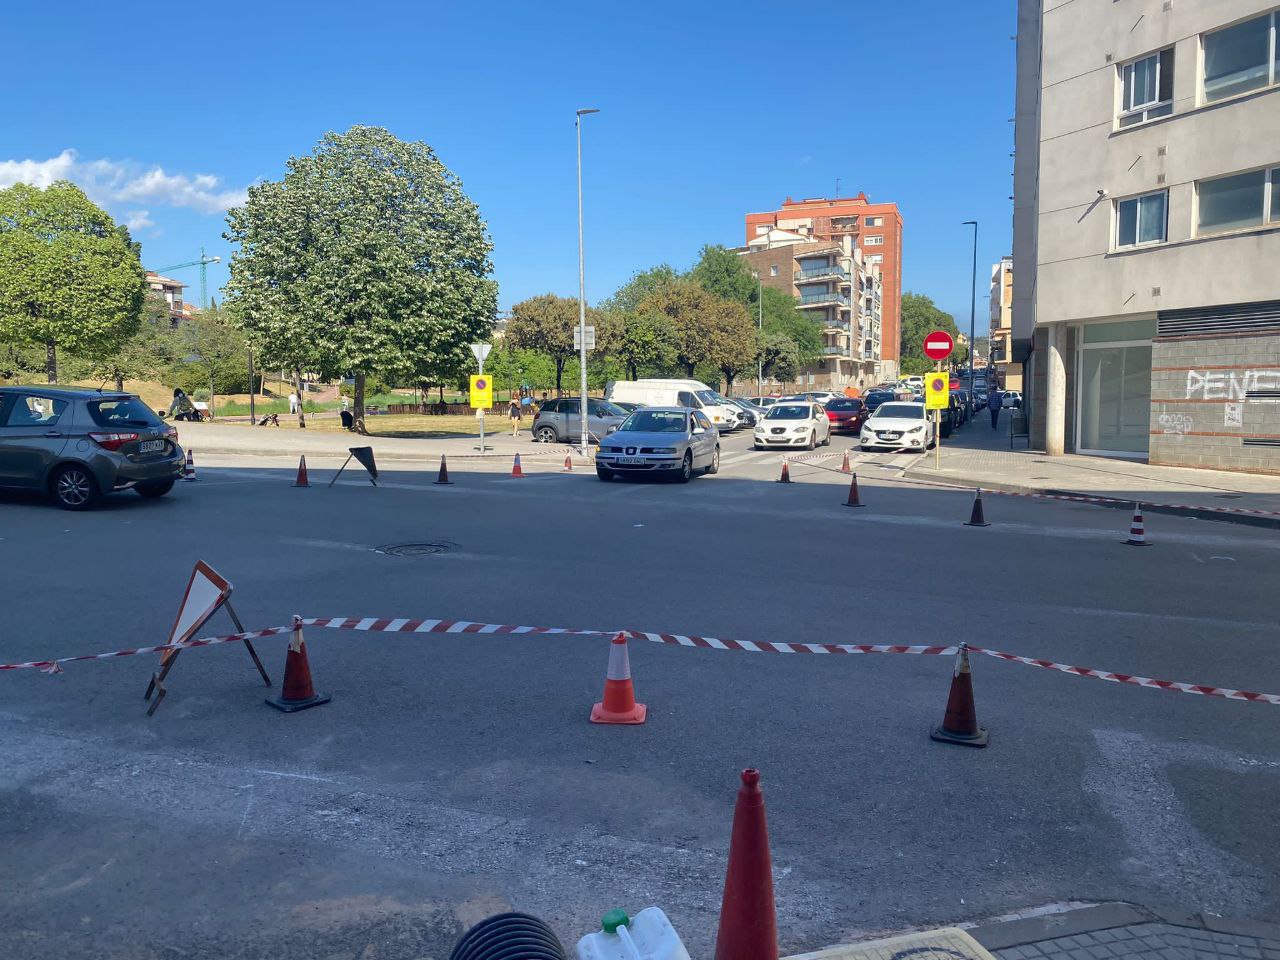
[923,331,954,361]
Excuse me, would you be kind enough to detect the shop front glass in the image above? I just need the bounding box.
[1077,319,1154,456]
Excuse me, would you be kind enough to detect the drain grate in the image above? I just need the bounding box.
[1215,494,1243,500]
[375,541,458,558]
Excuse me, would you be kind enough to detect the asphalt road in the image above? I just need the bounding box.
[2,427,1278,959]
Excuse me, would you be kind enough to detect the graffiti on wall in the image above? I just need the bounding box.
[1185,369,1280,400]
[1158,412,1193,434]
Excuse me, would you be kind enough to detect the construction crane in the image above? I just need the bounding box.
[156,247,221,309]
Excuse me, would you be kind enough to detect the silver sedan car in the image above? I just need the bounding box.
[595,407,720,483]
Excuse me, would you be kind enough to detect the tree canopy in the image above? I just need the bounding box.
[0,181,145,382]
[899,292,961,376]
[689,244,757,304]
[224,125,497,420]
[506,293,611,394]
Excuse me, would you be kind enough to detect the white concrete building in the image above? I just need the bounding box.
[1013,0,1280,473]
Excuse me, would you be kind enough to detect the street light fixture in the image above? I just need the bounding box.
[963,220,978,389]
[575,107,600,456]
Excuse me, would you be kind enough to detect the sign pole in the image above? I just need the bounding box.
[477,353,486,454]
[470,343,493,453]
[935,360,942,470]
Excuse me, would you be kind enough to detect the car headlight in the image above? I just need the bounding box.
[792,426,809,433]
[908,426,924,434]
[650,447,676,454]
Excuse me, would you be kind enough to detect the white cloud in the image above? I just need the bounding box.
[0,148,248,218]
[124,210,155,232]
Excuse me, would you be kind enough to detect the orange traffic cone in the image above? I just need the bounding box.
[590,633,646,724]
[713,769,778,960]
[840,450,851,474]
[265,617,331,713]
[511,453,524,478]
[964,488,990,526]
[181,449,198,481]
[776,460,792,484]
[563,454,573,473]
[292,455,310,487]
[843,472,864,508]
[434,454,453,485]
[929,643,987,747]
[1125,503,1149,546]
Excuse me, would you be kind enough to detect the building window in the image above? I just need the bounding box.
[1202,13,1277,103]
[769,264,779,277]
[863,235,884,246]
[864,216,882,226]
[1119,48,1173,126]
[755,224,770,235]
[1115,190,1168,247]
[1196,167,1278,234]
[867,254,883,266]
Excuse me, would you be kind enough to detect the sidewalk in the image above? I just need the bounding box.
[904,412,1280,528]
[788,903,1280,960]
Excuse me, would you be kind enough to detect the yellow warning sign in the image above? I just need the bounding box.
[469,375,493,409]
[925,373,950,410]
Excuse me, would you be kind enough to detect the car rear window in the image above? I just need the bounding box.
[87,397,161,428]
[826,399,862,411]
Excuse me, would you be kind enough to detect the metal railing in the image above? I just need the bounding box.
[799,291,851,307]
[795,263,849,281]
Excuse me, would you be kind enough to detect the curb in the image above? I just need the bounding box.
[966,902,1280,952]
[903,465,1280,530]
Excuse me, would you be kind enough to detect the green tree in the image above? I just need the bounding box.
[85,292,178,390]
[0,181,145,382]
[759,331,799,384]
[224,125,497,427]
[612,309,678,380]
[899,292,961,376]
[690,244,756,304]
[599,264,680,312]
[505,293,604,395]
[759,287,821,365]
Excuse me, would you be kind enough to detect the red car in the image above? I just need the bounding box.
[823,397,869,433]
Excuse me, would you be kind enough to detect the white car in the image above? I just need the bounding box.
[860,401,935,451]
[753,402,832,450]
[1002,391,1022,408]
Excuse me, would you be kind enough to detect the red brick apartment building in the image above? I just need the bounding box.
[745,194,903,369]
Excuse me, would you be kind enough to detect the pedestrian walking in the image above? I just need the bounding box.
[288,391,299,415]
[508,395,523,436]
[988,388,1003,430]
[341,395,350,413]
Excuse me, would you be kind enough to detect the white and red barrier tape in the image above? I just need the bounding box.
[0,626,293,674]
[5,615,1279,707]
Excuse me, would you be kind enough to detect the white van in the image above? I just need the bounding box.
[606,379,742,431]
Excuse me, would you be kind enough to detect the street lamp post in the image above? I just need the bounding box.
[754,271,763,391]
[963,220,978,388]
[575,107,600,456]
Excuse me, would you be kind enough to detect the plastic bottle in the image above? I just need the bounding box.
[575,907,690,960]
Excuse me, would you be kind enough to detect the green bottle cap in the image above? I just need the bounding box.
[602,909,630,934]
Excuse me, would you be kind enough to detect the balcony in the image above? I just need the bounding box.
[795,263,849,283]
[822,345,848,357]
[798,291,850,308]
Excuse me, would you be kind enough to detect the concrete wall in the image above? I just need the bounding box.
[1035,0,1280,325]
[1150,333,1280,473]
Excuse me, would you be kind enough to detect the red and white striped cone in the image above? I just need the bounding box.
[265,616,331,713]
[776,460,792,484]
[929,642,988,747]
[590,633,647,724]
[563,454,573,473]
[511,453,524,478]
[840,450,851,474]
[181,449,198,481]
[1125,503,1150,546]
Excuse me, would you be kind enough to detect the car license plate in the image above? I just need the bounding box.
[616,457,644,465]
[138,439,165,453]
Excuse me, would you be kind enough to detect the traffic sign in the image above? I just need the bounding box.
[469,374,493,409]
[923,330,954,361]
[470,343,492,364]
[573,325,596,351]
[925,373,950,410]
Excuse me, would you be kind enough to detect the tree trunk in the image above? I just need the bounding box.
[684,361,695,377]
[45,341,57,383]
[294,369,307,429]
[354,372,367,434]
[723,371,734,396]
[438,384,444,403]
[627,362,637,380]
[555,358,565,396]
[114,371,124,392]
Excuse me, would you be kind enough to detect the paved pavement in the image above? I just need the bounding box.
[1,424,1278,958]
[906,411,1280,524]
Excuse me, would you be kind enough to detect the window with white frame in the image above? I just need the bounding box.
[1196,166,1280,234]
[1119,48,1174,126]
[769,264,779,277]
[1202,12,1278,103]
[863,235,884,246]
[864,216,883,227]
[1115,190,1168,248]
[867,254,883,266]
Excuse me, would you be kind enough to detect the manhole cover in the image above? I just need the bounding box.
[375,541,458,557]
[1216,494,1243,500]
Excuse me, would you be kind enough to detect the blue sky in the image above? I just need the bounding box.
[4,0,1014,327]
